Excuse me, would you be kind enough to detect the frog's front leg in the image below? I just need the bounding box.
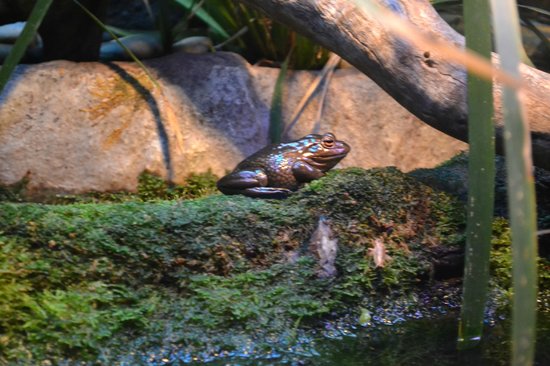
[292,161,325,183]
[217,169,292,198]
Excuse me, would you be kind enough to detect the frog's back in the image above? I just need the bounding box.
[235,144,300,188]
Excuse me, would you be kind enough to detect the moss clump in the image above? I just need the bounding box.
[0,167,485,363]
[136,170,219,201]
[0,174,30,202]
[0,171,220,204]
[80,170,219,203]
[490,218,550,293]
[0,238,154,363]
[410,152,550,222]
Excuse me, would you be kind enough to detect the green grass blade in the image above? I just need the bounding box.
[141,0,154,20]
[213,26,249,50]
[457,0,494,350]
[312,54,340,134]
[105,25,145,37]
[72,0,159,88]
[283,54,341,137]
[0,0,53,94]
[518,5,550,18]
[490,1,539,365]
[269,50,291,144]
[174,0,230,38]
[521,17,550,55]
[202,0,328,69]
[269,50,292,144]
[430,0,462,8]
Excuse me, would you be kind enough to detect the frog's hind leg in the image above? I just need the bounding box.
[217,170,267,193]
[217,169,291,198]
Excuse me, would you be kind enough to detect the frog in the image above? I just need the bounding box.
[217,132,350,198]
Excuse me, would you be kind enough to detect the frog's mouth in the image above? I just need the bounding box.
[312,152,348,162]
[307,152,349,170]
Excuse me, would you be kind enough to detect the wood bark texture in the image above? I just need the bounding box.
[240,0,550,170]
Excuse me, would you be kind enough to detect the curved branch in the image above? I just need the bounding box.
[240,0,550,170]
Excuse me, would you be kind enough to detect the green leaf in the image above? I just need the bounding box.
[72,0,159,88]
[457,0,495,350]
[174,0,230,38]
[490,1,539,365]
[0,0,54,95]
[283,53,341,137]
[521,17,550,55]
[269,50,292,144]
[518,5,550,18]
[312,53,340,134]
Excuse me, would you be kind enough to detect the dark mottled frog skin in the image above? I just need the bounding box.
[217,132,350,198]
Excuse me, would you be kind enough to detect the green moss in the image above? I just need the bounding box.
[0,168,482,362]
[0,238,153,363]
[0,171,219,204]
[77,170,219,203]
[0,174,30,202]
[490,218,550,293]
[136,170,219,201]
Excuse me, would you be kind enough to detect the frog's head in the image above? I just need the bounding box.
[299,132,350,171]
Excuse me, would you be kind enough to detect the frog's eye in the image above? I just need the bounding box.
[322,135,335,148]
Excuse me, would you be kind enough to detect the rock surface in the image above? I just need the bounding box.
[0,52,466,196]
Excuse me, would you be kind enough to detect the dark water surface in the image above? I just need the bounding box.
[120,310,549,366]
[109,287,550,366]
[310,313,550,366]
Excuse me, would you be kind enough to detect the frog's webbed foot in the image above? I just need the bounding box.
[241,187,292,199]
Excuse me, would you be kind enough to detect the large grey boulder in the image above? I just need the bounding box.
[0,52,466,196]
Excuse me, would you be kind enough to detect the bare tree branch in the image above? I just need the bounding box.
[240,0,550,170]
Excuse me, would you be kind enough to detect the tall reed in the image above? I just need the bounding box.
[457,0,495,350]
[355,1,539,363]
[0,0,53,94]
[490,1,539,364]
[269,50,291,143]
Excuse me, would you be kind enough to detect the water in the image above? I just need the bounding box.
[106,287,550,366]
[112,310,549,366]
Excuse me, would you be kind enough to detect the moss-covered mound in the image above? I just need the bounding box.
[0,167,533,364]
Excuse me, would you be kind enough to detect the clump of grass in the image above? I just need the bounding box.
[202,0,329,69]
